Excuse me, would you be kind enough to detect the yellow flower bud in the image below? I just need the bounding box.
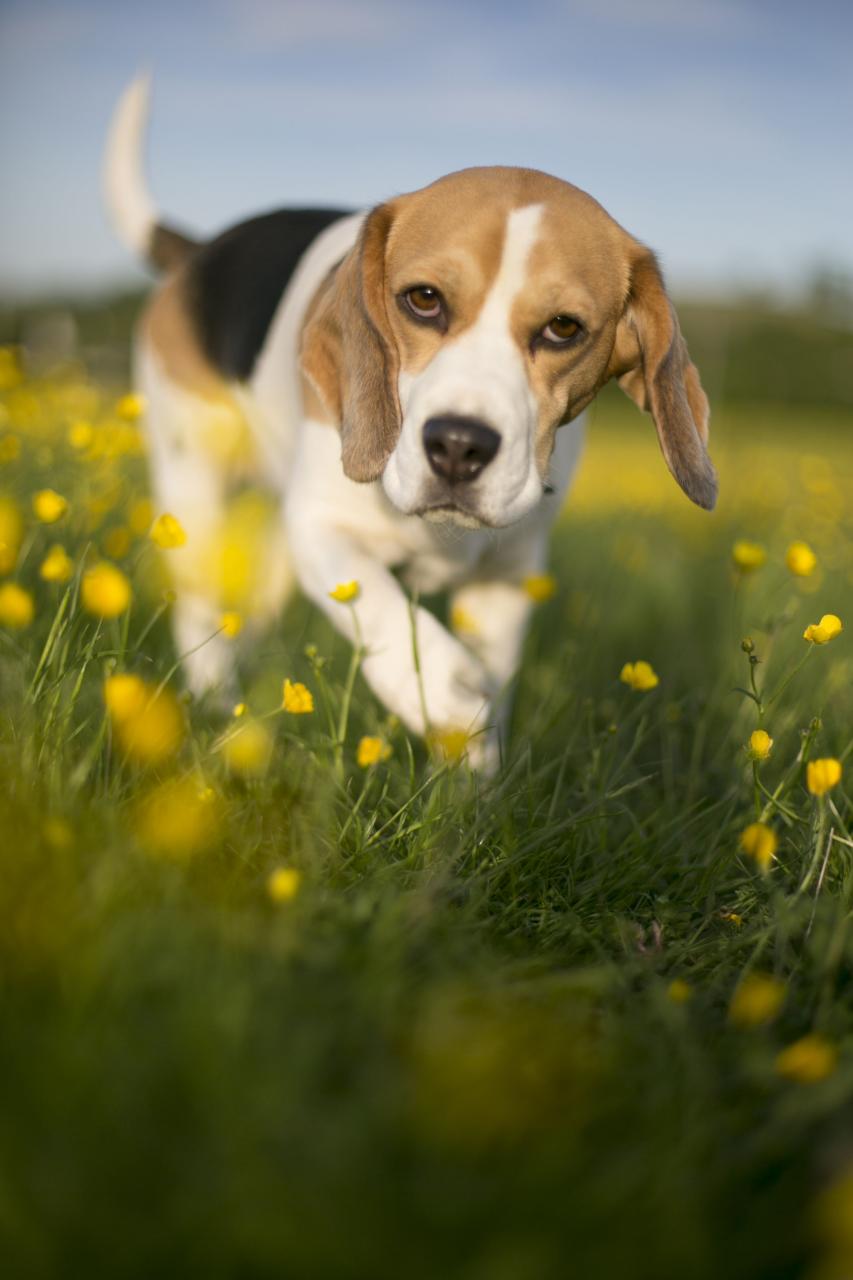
[328,580,360,603]
[267,867,302,902]
[729,974,786,1027]
[282,679,314,714]
[739,822,778,872]
[523,573,557,602]
[39,544,74,583]
[81,561,132,618]
[357,735,391,767]
[786,541,817,577]
[732,540,767,572]
[806,758,842,796]
[149,513,187,549]
[33,488,68,523]
[803,614,842,645]
[775,1034,837,1083]
[620,660,660,691]
[748,729,773,761]
[0,581,34,628]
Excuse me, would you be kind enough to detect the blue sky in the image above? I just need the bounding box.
[1,0,851,297]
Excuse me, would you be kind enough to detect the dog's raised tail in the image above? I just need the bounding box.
[102,73,198,274]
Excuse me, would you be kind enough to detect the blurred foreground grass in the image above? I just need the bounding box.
[0,341,852,1280]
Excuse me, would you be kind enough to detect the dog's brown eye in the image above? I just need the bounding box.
[542,315,581,345]
[404,286,442,320]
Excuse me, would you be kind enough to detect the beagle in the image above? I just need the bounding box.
[103,76,716,769]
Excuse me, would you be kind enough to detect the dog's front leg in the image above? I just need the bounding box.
[286,506,495,753]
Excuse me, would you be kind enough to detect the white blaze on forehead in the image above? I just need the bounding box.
[385,201,548,527]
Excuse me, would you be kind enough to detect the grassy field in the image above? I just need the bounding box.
[1,344,852,1279]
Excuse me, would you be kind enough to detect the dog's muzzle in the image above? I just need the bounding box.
[422,415,501,485]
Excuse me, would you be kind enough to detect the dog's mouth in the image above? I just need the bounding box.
[417,502,491,530]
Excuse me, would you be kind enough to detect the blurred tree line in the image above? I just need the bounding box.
[1,267,852,409]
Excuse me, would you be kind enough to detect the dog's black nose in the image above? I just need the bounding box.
[422,416,501,484]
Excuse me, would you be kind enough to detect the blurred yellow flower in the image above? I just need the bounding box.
[329,580,360,603]
[221,719,273,776]
[803,614,843,645]
[523,573,557,602]
[786,541,817,577]
[282,679,314,714]
[0,496,23,574]
[0,582,34,628]
[732,540,767,572]
[232,702,246,717]
[220,611,243,638]
[0,433,21,462]
[33,488,68,523]
[267,866,302,902]
[620,660,659,691]
[135,777,220,858]
[115,392,146,420]
[81,561,131,618]
[39,544,74,583]
[103,526,131,559]
[67,419,94,450]
[149,513,187,549]
[739,822,778,872]
[748,729,773,761]
[806,758,842,797]
[429,728,470,762]
[104,673,185,764]
[667,979,692,1004]
[721,912,744,927]
[729,973,786,1027]
[450,604,479,636]
[357,735,391,767]
[775,1034,837,1083]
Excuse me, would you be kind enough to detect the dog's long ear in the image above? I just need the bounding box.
[610,248,717,510]
[300,204,400,483]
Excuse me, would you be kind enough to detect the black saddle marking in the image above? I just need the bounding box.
[186,207,351,382]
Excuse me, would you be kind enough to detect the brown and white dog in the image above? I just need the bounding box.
[104,75,716,768]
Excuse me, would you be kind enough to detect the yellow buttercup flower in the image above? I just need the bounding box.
[221,719,273,776]
[806,758,842,797]
[428,728,470,762]
[729,974,786,1027]
[786,541,817,577]
[357,735,391,767]
[220,611,243,638]
[33,488,68,523]
[68,419,94,450]
[328,580,360,603]
[775,1034,837,1083]
[149,513,187,549]
[267,867,302,903]
[282,679,314,714]
[721,912,744,927]
[667,979,692,1004]
[732,540,767,572]
[523,573,557,602]
[803,614,842,645]
[0,582,34,628]
[115,392,146,420]
[104,674,185,764]
[232,702,246,717]
[739,822,778,872]
[135,777,220,858]
[748,729,773,761]
[39,544,74,583]
[81,561,131,618]
[620,661,659,691]
[0,496,23,574]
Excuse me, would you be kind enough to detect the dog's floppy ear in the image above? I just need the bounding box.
[610,248,717,510]
[300,204,400,483]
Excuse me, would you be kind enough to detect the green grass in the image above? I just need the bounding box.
[1,358,852,1279]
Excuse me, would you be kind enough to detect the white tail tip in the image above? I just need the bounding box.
[102,72,158,259]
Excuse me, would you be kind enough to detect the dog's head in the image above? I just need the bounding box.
[301,167,716,528]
